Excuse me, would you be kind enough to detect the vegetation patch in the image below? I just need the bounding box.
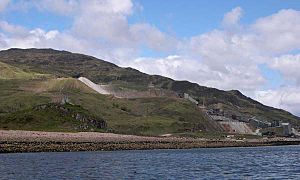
[0,103,106,132]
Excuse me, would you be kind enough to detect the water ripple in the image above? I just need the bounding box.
[0,146,299,179]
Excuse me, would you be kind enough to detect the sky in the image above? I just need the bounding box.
[1,0,300,115]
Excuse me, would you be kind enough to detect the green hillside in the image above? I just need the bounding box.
[1,103,106,132]
[0,61,45,79]
[0,48,299,136]
[0,75,221,136]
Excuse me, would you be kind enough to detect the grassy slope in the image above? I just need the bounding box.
[0,74,104,132]
[49,88,222,135]
[1,102,107,132]
[45,78,96,93]
[1,104,89,132]
[0,48,299,128]
[0,75,221,135]
[0,61,48,79]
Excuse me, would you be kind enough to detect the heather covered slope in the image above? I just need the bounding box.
[0,48,299,134]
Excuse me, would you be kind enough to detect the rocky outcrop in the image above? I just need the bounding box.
[34,103,107,130]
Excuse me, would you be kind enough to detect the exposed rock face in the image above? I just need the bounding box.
[89,119,107,129]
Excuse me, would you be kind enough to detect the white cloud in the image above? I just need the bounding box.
[32,0,177,59]
[222,7,243,30]
[0,27,56,49]
[0,0,10,12]
[0,0,177,62]
[71,0,133,39]
[28,0,133,16]
[126,55,265,91]
[130,23,178,51]
[33,0,78,16]
[271,54,300,85]
[81,0,133,15]
[0,21,27,35]
[74,0,177,52]
[252,9,300,54]
[189,30,258,68]
[255,87,300,115]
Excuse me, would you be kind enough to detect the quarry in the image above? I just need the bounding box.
[182,93,299,137]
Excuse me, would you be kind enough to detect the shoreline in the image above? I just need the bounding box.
[1,130,300,153]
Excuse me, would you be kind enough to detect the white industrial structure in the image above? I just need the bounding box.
[282,123,292,136]
[183,93,198,105]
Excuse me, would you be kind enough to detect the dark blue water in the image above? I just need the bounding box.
[0,146,299,179]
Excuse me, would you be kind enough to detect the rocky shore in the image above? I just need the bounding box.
[1,130,300,153]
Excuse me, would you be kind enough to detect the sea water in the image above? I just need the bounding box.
[0,145,299,179]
